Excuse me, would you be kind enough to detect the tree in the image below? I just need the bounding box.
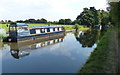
[59,19,65,24]
[40,18,47,23]
[74,24,80,32]
[71,20,77,25]
[100,10,110,25]
[0,20,5,24]
[16,20,24,23]
[76,7,95,27]
[28,18,36,23]
[65,19,72,25]
[76,7,111,27]
[36,19,41,23]
[58,19,72,25]
[52,21,58,24]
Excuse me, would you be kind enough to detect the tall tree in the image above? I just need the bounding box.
[36,19,41,23]
[59,19,65,24]
[76,7,95,27]
[28,18,36,23]
[76,7,111,27]
[40,18,47,23]
[65,19,72,25]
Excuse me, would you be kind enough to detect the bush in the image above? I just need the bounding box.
[0,28,7,38]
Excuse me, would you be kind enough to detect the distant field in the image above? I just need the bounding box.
[0,24,8,31]
[26,23,88,30]
[28,24,76,30]
[0,23,88,31]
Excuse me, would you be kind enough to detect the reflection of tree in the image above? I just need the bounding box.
[74,29,100,48]
[0,42,8,50]
[0,41,3,50]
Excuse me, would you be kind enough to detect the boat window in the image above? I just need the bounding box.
[17,27,29,33]
[55,39,58,43]
[50,28,53,32]
[57,28,59,31]
[20,27,28,30]
[41,28,45,33]
[47,28,50,32]
[47,41,50,45]
[59,39,62,42]
[59,28,62,31]
[55,28,58,31]
[30,29,36,34]
[53,40,56,43]
[17,27,29,36]
[9,27,17,31]
[45,42,48,46]
[36,29,40,34]
[45,29,47,33]
[50,40,53,44]
[53,28,55,31]
[36,43,41,48]
[24,27,28,31]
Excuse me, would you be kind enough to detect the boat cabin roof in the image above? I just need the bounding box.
[9,23,63,29]
[27,26,62,29]
[9,23,28,27]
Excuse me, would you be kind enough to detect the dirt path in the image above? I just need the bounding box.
[109,28,120,73]
[116,28,120,73]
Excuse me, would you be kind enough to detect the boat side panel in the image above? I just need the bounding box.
[17,31,64,42]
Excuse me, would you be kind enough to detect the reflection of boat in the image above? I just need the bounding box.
[8,33,65,59]
[10,50,30,59]
[3,23,64,42]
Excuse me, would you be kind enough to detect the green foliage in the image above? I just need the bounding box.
[58,19,65,25]
[75,29,100,47]
[110,2,120,27]
[15,18,76,25]
[79,2,120,73]
[0,28,8,38]
[74,24,80,32]
[16,18,47,24]
[110,1,120,38]
[76,7,111,27]
[58,19,72,25]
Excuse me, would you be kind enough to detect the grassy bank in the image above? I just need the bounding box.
[79,28,117,73]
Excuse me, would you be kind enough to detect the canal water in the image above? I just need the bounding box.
[1,29,103,73]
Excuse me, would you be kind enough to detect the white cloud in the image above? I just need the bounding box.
[0,0,108,21]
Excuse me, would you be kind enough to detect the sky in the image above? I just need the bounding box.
[0,0,108,21]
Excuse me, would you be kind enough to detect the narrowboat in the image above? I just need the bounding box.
[3,23,64,42]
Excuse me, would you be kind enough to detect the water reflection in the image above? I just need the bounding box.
[7,35,64,59]
[2,31,98,73]
[74,29,105,48]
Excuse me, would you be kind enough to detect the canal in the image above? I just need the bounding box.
[1,29,104,73]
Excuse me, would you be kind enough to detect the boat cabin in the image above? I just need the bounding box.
[8,23,64,39]
[9,23,28,38]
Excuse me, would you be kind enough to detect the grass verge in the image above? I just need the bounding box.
[79,28,117,73]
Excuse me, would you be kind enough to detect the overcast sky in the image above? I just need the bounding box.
[0,0,108,21]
